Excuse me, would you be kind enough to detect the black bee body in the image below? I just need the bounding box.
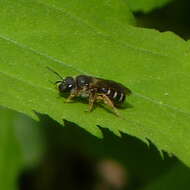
[94,78,131,107]
[48,67,131,116]
[63,75,131,106]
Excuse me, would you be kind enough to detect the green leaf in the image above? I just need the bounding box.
[126,0,173,13]
[39,0,136,25]
[0,0,190,168]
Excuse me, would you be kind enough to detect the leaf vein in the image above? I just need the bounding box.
[0,33,87,75]
[34,0,171,58]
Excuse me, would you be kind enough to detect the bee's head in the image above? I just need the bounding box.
[56,77,75,93]
[46,67,76,93]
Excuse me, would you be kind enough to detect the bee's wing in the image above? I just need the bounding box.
[94,77,132,95]
[124,86,132,96]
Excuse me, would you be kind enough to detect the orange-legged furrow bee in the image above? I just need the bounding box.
[48,67,132,116]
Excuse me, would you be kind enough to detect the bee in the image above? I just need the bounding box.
[48,67,131,116]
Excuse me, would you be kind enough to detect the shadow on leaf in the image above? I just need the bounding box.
[19,112,190,190]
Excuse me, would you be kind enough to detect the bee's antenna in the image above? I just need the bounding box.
[46,66,64,80]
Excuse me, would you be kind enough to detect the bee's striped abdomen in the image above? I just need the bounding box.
[98,87,126,106]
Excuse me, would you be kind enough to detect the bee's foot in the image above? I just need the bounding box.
[84,109,92,113]
[64,99,73,103]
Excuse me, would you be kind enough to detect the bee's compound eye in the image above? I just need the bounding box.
[58,77,75,93]
[58,83,67,92]
[68,84,73,88]
[65,77,74,85]
[65,77,75,88]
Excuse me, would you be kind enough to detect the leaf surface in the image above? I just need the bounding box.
[126,0,173,13]
[0,0,190,166]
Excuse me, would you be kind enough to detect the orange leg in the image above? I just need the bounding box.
[65,90,79,103]
[97,94,119,116]
[88,93,96,112]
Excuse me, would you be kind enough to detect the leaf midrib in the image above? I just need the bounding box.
[0,33,85,74]
[0,71,55,94]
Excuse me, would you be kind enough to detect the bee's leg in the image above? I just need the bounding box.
[97,94,119,116]
[88,93,96,112]
[65,94,75,103]
[65,89,78,103]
